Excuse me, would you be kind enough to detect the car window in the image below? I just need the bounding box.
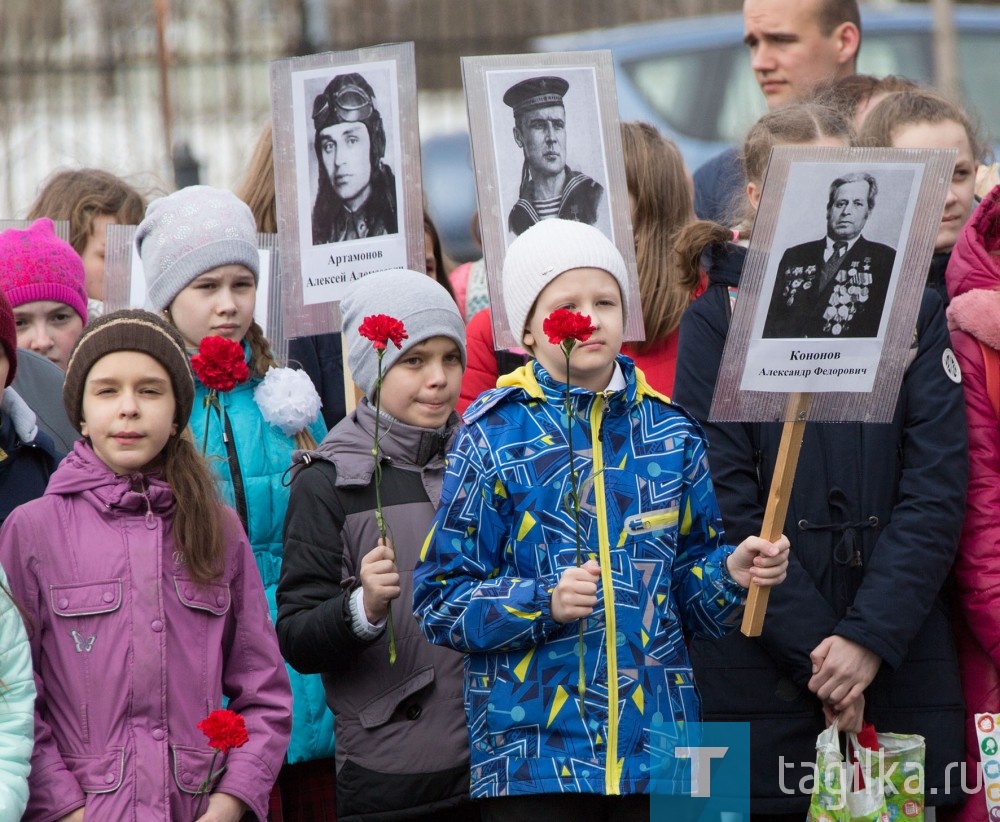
[857,31,929,84]
[624,46,744,142]
[717,53,765,144]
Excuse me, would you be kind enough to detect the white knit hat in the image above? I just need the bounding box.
[136,186,260,312]
[341,268,467,398]
[502,219,628,344]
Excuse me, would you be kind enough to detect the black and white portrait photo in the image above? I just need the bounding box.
[501,75,604,236]
[270,45,423,315]
[706,146,960,423]
[309,71,398,245]
[762,171,899,339]
[486,67,612,244]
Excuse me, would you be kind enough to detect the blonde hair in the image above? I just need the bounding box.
[621,121,699,350]
[235,122,278,234]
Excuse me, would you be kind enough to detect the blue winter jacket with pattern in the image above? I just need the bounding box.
[413,355,746,799]
[189,353,334,766]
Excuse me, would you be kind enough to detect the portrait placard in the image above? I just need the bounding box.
[270,43,424,337]
[104,225,285,360]
[463,51,641,349]
[711,146,956,424]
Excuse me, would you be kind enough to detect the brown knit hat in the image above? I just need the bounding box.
[64,309,195,433]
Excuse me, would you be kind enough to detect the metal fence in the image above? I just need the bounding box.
[0,0,746,215]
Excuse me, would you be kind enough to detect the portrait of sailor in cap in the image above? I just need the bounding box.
[311,72,398,245]
[504,75,604,236]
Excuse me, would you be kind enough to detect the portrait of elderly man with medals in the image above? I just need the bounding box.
[310,72,398,245]
[763,172,897,338]
[503,75,604,236]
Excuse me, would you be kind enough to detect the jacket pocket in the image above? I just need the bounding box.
[357,665,434,729]
[624,505,680,536]
[62,747,126,793]
[173,577,231,616]
[172,744,222,795]
[50,579,122,617]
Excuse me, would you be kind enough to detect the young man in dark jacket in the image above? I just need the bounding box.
[673,243,968,818]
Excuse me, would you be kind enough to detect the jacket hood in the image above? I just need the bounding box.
[947,187,1000,299]
[296,398,458,490]
[947,288,1000,350]
[45,439,175,515]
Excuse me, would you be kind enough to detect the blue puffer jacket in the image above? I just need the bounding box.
[189,356,333,765]
[414,355,746,799]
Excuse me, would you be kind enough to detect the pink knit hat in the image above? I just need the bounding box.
[0,218,88,324]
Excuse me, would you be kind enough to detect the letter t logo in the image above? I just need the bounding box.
[675,746,729,796]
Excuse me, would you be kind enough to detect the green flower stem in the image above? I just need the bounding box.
[192,749,220,819]
[201,391,218,455]
[371,349,397,665]
[561,341,586,718]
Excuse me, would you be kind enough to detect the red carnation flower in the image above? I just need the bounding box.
[358,314,408,351]
[197,709,249,754]
[191,336,250,392]
[542,309,595,347]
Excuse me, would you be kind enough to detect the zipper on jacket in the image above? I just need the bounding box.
[589,394,621,795]
[221,408,250,536]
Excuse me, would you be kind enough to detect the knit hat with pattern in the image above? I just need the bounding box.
[136,186,259,312]
[0,218,88,324]
[501,218,628,344]
[64,309,195,433]
[341,268,466,399]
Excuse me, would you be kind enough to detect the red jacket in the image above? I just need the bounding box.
[943,185,1000,822]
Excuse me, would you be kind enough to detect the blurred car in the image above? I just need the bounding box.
[535,4,1000,173]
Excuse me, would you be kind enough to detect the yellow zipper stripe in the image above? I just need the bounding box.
[589,394,620,795]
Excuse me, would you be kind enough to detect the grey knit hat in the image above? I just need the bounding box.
[64,309,195,433]
[501,219,629,345]
[341,268,466,399]
[136,186,259,311]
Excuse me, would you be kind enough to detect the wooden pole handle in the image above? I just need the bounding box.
[740,392,811,637]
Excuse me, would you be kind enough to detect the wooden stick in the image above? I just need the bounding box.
[740,392,811,637]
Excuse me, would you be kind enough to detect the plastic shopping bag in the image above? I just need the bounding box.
[852,724,925,822]
[807,720,891,822]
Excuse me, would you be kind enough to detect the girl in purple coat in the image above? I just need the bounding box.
[0,309,292,821]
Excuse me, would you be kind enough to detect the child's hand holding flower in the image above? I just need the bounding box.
[360,539,401,623]
[726,534,790,589]
[551,560,601,624]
